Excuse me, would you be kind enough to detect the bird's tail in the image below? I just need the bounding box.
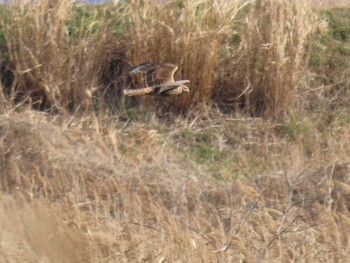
[123,87,154,96]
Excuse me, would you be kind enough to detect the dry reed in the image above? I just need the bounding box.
[0,0,250,115]
[214,0,319,119]
[1,0,124,113]
[0,1,350,261]
[0,0,330,118]
[123,0,247,114]
[0,112,350,262]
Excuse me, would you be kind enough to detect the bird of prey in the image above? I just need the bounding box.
[123,63,190,96]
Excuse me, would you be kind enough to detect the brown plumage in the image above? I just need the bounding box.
[123,63,190,96]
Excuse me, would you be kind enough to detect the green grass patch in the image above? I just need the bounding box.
[280,119,311,141]
[309,8,350,77]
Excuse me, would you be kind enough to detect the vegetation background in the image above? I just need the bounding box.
[0,0,350,262]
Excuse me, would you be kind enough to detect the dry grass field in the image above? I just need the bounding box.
[1,0,350,262]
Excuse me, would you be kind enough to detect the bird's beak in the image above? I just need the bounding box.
[183,85,190,93]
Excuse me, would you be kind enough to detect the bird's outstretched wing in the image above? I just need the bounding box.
[123,80,190,96]
[123,87,156,96]
[157,80,190,86]
[129,63,178,87]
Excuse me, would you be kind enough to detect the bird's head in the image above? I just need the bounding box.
[182,85,190,93]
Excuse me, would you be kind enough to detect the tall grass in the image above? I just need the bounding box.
[214,0,319,119]
[0,0,328,118]
[1,1,350,262]
[124,0,246,113]
[1,0,124,113]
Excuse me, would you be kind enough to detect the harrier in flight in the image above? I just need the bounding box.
[123,63,190,96]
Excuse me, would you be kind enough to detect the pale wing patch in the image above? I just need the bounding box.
[123,87,155,96]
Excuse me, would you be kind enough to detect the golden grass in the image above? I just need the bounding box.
[312,0,350,8]
[0,111,350,262]
[124,0,247,113]
[213,0,320,119]
[0,0,321,117]
[1,0,124,112]
[1,0,350,262]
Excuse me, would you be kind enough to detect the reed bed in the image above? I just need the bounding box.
[1,1,350,262]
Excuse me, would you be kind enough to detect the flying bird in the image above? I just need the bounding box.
[123,63,190,96]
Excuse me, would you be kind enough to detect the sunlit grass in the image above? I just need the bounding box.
[1,0,350,262]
